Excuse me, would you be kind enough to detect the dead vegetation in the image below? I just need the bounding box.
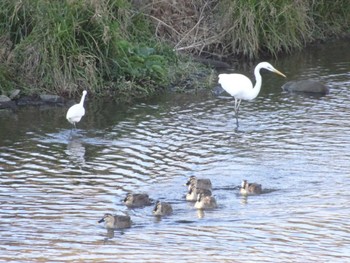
[135,0,350,60]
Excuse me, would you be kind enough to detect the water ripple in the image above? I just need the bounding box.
[1,41,350,262]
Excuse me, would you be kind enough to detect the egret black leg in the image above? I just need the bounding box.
[234,99,241,128]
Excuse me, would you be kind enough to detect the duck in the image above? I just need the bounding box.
[240,180,262,195]
[186,176,212,191]
[153,201,173,216]
[98,213,132,229]
[123,193,152,208]
[186,186,212,202]
[194,193,218,210]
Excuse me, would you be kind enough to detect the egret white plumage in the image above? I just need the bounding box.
[66,90,87,129]
[218,62,286,127]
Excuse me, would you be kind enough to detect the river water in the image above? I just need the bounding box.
[1,40,349,262]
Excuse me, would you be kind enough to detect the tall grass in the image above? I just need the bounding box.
[210,0,349,59]
[0,0,181,98]
[215,0,314,59]
[0,0,349,97]
[311,0,350,38]
[148,0,350,59]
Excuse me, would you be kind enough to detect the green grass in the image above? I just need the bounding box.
[0,0,186,99]
[0,0,349,98]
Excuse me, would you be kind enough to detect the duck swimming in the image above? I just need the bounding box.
[240,180,262,195]
[98,213,132,229]
[153,201,173,216]
[186,176,212,191]
[123,193,152,208]
[194,193,218,210]
[186,185,212,202]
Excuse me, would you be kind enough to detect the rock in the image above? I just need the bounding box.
[40,94,65,104]
[212,85,225,96]
[0,95,16,109]
[0,95,11,102]
[282,80,329,94]
[17,96,44,106]
[8,89,21,99]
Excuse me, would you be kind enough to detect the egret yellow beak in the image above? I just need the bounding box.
[274,69,286,78]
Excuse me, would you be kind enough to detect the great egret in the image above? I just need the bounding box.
[66,90,87,129]
[218,62,286,127]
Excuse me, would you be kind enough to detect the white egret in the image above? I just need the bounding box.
[218,62,286,127]
[66,90,87,129]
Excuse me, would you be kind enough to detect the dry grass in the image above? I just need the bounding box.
[143,0,349,59]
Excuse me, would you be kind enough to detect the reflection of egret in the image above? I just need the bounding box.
[218,62,286,127]
[66,90,87,129]
[66,138,86,166]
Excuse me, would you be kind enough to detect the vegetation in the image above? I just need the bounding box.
[148,0,350,59]
[0,0,349,99]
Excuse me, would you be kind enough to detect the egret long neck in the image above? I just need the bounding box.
[79,93,86,105]
[251,66,263,99]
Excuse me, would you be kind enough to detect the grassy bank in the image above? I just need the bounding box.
[0,0,349,99]
[148,0,349,59]
[0,0,211,99]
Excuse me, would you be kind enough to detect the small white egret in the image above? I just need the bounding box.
[66,90,87,129]
[218,62,286,127]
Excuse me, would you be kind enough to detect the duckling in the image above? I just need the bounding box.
[186,186,212,202]
[153,201,173,216]
[98,213,132,229]
[186,176,212,191]
[194,193,218,210]
[123,193,152,208]
[240,180,262,195]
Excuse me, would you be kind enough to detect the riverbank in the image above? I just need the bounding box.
[0,0,348,104]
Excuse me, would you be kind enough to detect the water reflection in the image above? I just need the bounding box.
[0,40,350,262]
[65,135,86,167]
